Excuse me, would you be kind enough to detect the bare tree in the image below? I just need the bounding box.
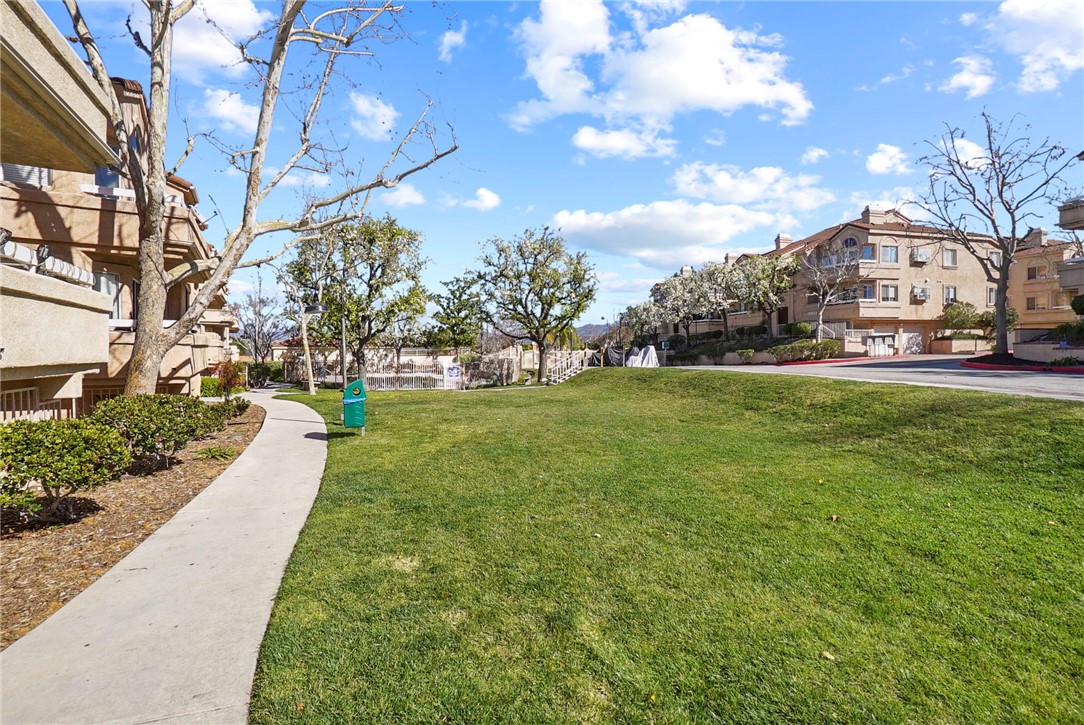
[234,273,290,363]
[916,112,1075,354]
[61,0,457,394]
[798,239,871,341]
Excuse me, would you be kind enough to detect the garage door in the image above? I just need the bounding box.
[902,328,925,354]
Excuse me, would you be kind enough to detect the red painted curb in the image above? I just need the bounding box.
[960,361,1084,374]
[777,354,917,367]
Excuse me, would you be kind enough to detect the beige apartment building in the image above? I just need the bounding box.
[0,2,235,419]
[771,207,997,355]
[653,207,999,355]
[1008,229,1081,331]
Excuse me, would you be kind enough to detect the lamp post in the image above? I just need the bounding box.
[301,302,327,395]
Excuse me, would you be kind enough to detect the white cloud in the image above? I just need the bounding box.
[671,162,835,212]
[553,199,781,268]
[456,187,501,211]
[349,93,399,141]
[572,125,677,159]
[842,187,929,223]
[508,3,812,146]
[801,146,829,165]
[866,144,912,175]
[200,88,259,135]
[173,1,275,83]
[879,64,914,85]
[944,137,989,170]
[989,0,1084,92]
[939,56,996,98]
[264,167,332,189]
[383,183,425,207]
[438,22,468,63]
[703,129,726,147]
[959,12,978,26]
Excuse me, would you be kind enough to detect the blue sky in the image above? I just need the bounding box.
[43,1,1084,325]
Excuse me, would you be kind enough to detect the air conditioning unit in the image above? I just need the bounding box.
[912,286,931,301]
[911,247,932,263]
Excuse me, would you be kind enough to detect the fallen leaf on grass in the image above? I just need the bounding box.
[821,651,835,661]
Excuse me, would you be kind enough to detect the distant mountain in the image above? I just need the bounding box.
[577,323,611,340]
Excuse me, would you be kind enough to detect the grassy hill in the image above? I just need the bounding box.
[251,369,1084,723]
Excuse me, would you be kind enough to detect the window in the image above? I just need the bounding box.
[944,286,957,304]
[860,283,875,300]
[882,284,899,302]
[737,302,750,314]
[989,251,1002,267]
[673,323,679,334]
[93,272,122,319]
[987,287,996,306]
[1,163,52,187]
[881,245,899,263]
[1026,296,1037,311]
[95,165,120,187]
[836,288,858,303]
[1027,266,1039,280]
[861,244,876,261]
[842,238,859,262]
[943,248,958,267]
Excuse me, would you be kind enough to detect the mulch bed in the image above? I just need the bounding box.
[0,403,266,650]
[968,353,1046,367]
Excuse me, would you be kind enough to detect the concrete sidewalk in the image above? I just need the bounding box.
[1,390,327,724]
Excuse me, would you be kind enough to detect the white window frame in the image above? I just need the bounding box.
[944,286,957,304]
[987,288,996,306]
[860,283,876,301]
[943,248,958,267]
[93,272,122,319]
[989,251,1002,267]
[861,244,876,261]
[881,245,899,263]
[881,284,899,302]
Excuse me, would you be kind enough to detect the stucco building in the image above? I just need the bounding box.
[1,2,235,420]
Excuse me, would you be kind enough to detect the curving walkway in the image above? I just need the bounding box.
[0,390,327,725]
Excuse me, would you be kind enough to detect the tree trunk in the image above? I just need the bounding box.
[537,340,548,381]
[815,300,826,343]
[720,308,730,340]
[995,272,1010,355]
[299,313,317,396]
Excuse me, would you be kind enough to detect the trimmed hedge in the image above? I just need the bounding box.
[0,418,130,517]
[767,339,841,362]
[89,394,226,468]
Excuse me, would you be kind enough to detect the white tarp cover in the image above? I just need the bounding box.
[625,346,659,367]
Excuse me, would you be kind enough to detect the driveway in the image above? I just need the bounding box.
[681,355,1084,402]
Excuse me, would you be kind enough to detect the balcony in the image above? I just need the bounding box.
[1058,197,1084,231]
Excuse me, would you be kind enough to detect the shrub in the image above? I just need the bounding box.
[737,349,755,364]
[90,394,209,467]
[1049,356,1083,367]
[0,419,130,518]
[1071,295,1084,317]
[792,322,813,337]
[975,307,1019,340]
[767,339,840,363]
[939,301,979,333]
[200,376,220,397]
[667,334,686,350]
[212,360,245,401]
[1052,320,1084,343]
[247,362,273,388]
[196,446,237,461]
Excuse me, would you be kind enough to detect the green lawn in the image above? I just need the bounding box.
[249,370,1084,724]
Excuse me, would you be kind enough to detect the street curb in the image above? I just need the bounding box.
[778,354,917,367]
[961,361,1084,374]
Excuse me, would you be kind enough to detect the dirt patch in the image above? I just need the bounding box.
[0,403,265,650]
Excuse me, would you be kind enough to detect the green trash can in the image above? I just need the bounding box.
[342,378,367,434]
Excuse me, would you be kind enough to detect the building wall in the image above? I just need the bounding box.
[1,78,236,408]
[1009,242,1080,329]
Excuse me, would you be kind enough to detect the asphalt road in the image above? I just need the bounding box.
[681,355,1084,402]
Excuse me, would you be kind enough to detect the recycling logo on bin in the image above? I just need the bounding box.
[447,365,461,379]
